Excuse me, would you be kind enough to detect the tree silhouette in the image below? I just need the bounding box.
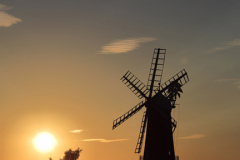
[61,148,82,160]
[50,148,82,160]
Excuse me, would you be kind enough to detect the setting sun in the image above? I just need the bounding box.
[33,132,57,153]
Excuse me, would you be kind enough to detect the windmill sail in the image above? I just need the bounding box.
[147,49,166,96]
[112,101,145,129]
[135,111,147,153]
[154,69,189,97]
[121,71,149,99]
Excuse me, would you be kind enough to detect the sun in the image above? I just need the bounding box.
[33,132,57,153]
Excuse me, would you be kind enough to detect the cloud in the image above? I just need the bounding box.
[235,81,240,85]
[0,4,22,27]
[177,134,206,140]
[215,78,240,90]
[100,37,157,54]
[82,138,129,143]
[0,4,12,11]
[207,39,240,54]
[70,129,83,133]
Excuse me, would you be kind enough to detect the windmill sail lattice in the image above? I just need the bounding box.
[121,71,149,99]
[112,48,189,160]
[155,69,189,96]
[147,48,166,95]
[135,111,147,153]
[112,101,145,129]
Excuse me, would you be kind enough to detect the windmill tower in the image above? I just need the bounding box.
[112,48,189,160]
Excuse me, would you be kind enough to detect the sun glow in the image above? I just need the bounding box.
[33,132,57,153]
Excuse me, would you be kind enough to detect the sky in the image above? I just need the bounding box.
[0,0,240,160]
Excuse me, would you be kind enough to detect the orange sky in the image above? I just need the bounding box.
[1,1,240,160]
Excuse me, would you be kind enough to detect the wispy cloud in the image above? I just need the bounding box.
[215,78,240,90]
[82,138,129,143]
[235,81,240,85]
[70,129,83,133]
[177,134,206,140]
[100,37,157,54]
[0,4,21,27]
[207,39,240,54]
[214,78,238,82]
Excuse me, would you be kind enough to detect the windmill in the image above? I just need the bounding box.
[112,48,189,160]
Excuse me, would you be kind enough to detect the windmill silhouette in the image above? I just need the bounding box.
[112,48,189,160]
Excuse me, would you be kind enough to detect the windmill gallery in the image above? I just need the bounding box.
[112,48,189,160]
